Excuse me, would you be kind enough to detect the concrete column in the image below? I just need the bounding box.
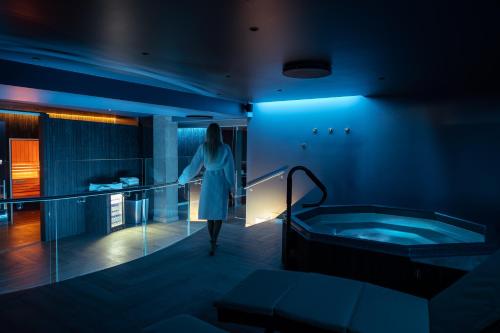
[153,116,178,222]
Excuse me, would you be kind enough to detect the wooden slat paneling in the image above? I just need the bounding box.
[0,113,39,139]
[40,117,142,241]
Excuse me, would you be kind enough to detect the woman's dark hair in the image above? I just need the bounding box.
[204,123,222,161]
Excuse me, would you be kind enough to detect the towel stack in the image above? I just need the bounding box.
[89,183,124,191]
[120,177,140,187]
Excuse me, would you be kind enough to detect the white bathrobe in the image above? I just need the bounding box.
[179,144,235,220]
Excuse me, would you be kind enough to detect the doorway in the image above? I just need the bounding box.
[8,139,41,245]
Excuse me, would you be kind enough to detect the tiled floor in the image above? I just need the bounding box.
[0,209,41,250]
[0,219,206,294]
[0,220,283,332]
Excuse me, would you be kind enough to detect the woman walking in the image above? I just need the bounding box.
[179,123,235,255]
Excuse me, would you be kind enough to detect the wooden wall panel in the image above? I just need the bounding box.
[0,113,39,139]
[40,117,142,241]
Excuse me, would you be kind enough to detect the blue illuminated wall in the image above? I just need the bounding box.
[247,95,500,239]
[178,128,206,172]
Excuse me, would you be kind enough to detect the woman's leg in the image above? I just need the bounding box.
[207,220,214,241]
[209,220,222,256]
[208,220,216,255]
[212,220,222,243]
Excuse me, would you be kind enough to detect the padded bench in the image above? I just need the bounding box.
[214,269,309,329]
[216,270,427,332]
[143,315,227,333]
[216,248,500,332]
[275,273,428,333]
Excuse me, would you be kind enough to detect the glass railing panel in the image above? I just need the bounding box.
[51,190,119,280]
[0,180,195,294]
[187,178,204,222]
[244,166,288,227]
[231,172,246,223]
[0,202,55,294]
[144,185,205,254]
[0,164,286,295]
[54,186,177,282]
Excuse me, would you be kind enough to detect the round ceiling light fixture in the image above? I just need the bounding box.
[186,115,213,120]
[283,60,331,79]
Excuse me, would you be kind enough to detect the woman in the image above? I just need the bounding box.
[179,123,235,256]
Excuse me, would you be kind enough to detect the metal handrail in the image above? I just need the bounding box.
[244,165,288,190]
[282,166,327,264]
[0,177,201,204]
[286,166,327,226]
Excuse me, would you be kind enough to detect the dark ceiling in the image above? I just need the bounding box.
[0,0,499,103]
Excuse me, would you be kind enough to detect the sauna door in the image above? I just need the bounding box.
[10,139,40,199]
[0,122,7,223]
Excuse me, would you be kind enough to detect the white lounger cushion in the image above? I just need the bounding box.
[215,269,308,316]
[143,315,226,333]
[348,283,429,333]
[274,273,364,332]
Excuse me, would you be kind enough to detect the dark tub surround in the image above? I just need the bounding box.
[284,205,493,298]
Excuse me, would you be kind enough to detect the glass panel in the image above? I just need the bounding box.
[188,179,204,222]
[0,161,287,294]
[144,185,205,254]
[232,126,247,223]
[54,190,147,282]
[0,201,55,294]
[245,167,287,227]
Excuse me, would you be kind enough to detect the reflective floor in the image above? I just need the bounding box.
[0,220,282,332]
[0,210,41,250]
[0,220,206,294]
[305,213,485,245]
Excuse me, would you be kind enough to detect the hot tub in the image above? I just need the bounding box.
[284,205,492,298]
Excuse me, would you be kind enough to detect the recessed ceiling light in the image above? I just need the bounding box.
[249,26,259,32]
[283,60,331,79]
[378,76,385,81]
[225,74,231,78]
[31,56,41,60]
[277,89,283,92]
[141,52,149,56]
[216,93,222,96]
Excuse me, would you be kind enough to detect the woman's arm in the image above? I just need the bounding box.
[178,145,204,185]
[223,145,236,193]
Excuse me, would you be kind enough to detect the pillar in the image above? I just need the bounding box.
[153,116,178,222]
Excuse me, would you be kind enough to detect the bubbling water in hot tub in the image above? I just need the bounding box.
[304,213,485,246]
